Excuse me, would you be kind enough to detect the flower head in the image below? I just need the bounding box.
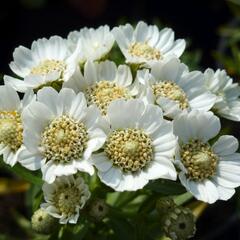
[174,110,240,203]
[0,85,35,166]
[137,58,216,118]
[204,68,240,121]
[112,21,186,66]
[64,60,135,115]
[68,25,114,63]
[41,175,90,224]
[4,36,78,93]
[92,99,177,191]
[18,87,106,183]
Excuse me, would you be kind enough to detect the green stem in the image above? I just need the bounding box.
[174,192,193,206]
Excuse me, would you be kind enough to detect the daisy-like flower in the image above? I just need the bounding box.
[137,58,216,118]
[174,110,240,203]
[204,68,240,121]
[64,60,134,115]
[41,175,90,224]
[0,85,35,166]
[18,87,106,183]
[4,36,78,93]
[92,99,177,191]
[68,25,114,63]
[112,21,186,66]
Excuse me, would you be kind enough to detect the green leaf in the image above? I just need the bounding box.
[146,179,186,196]
[108,217,134,240]
[0,160,43,186]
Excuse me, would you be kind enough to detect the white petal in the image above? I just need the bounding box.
[74,159,95,175]
[138,104,163,134]
[92,153,112,172]
[21,90,36,109]
[144,160,177,180]
[41,161,58,183]
[189,91,216,111]
[4,75,30,93]
[69,92,87,120]
[174,110,220,143]
[84,128,106,159]
[107,99,145,129]
[18,147,42,170]
[115,65,132,87]
[179,173,219,203]
[0,85,21,110]
[215,185,235,201]
[115,172,148,191]
[22,101,54,134]
[212,135,239,156]
[98,167,123,189]
[37,87,62,116]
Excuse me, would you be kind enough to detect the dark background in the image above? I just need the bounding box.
[0,0,232,74]
[0,0,240,239]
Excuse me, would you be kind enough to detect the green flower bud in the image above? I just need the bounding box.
[89,199,109,221]
[31,208,57,234]
[163,207,196,240]
[156,197,176,216]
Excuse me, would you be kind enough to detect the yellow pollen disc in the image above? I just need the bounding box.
[0,111,23,152]
[105,128,153,173]
[53,186,83,217]
[180,140,218,181]
[85,81,132,115]
[128,42,161,60]
[123,141,139,155]
[31,59,66,75]
[41,115,88,164]
[152,81,189,109]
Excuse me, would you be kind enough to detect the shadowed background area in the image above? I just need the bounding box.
[1,0,240,239]
[0,0,232,74]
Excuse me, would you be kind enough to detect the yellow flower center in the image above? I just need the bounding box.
[180,140,218,181]
[31,59,66,76]
[52,183,89,217]
[105,128,153,172]
[0,111,23,152]
[85,81,132,115]
[54,187,81,216]
[41,115,88,163]
[128,42,161,60]
[152,81,189,109]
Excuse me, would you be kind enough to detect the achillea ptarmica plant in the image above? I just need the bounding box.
[1,21,240,239]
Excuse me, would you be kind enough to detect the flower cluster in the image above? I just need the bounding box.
[1,21,240,229]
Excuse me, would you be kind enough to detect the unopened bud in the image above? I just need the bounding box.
[89,199,109,221]
[31,208,57,234]
[156,197,176,216]
[163,207,196,240]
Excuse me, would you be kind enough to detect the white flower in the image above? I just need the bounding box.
[137,58,216,118]
[18,87,106,183]
[174,110,240,203]
[41,175,90,224]
[68,25,114,63]
[4,36,78,93]
[64,60,135,115]
[204,68,240,121]
[0,85,35,166]
[112,21,186,66]
[92,99,177,191]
